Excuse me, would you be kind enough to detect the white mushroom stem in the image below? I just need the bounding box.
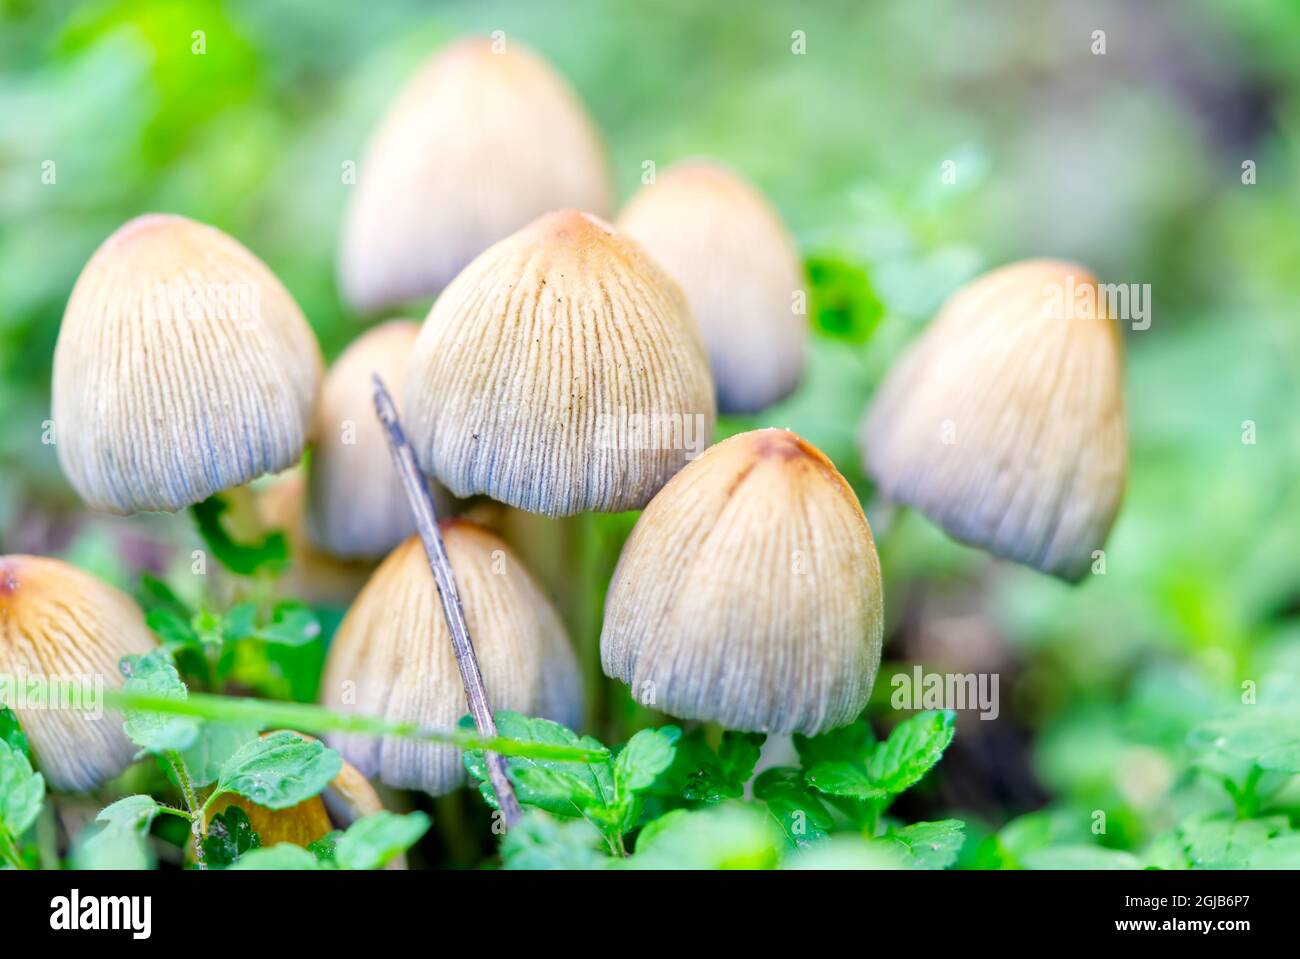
[371,374,523,828]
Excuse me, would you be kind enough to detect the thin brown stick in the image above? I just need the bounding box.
[372,374,523,828]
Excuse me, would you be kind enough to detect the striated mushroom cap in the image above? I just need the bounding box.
[307,320,447,558]
[601,429,883,736]
[860,259,1127,581]
[320,523,582,795]
[618,160,807,413]
[338,36,612,312]
[52,214,324,515]
[0,556,158,791]
[404,209,716,516]
[256,470,375,608]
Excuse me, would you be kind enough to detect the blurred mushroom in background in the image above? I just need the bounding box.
[860,259,1126,581]
[338,36,613,313]
[619,160,807,413]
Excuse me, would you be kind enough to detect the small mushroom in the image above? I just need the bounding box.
[256,470,375,608]
[52,214,324,515]
[320,522,582,795]
[403,209,716,516]
[0,556,158,791]
[306,320,447,558]
[202,735,409,868]
[338,36,612,313]
[601,429,884,735]
[618,160,807,413]
[860,259,1127,581]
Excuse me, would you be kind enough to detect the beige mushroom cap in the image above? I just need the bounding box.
[307,320,447,558]
[320,523,582,795]
[52,214,324,515]
[338,36,613,313]
[618,160,807,413]
[0,556,158,791]
[256,470,375,608]
[403,209,716,517]
[860,259,1127,581]
[601,429,884,736]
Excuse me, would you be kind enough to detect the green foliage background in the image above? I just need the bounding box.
[1,0,1299,868]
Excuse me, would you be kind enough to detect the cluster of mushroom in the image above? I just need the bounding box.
[6,34,1129,820]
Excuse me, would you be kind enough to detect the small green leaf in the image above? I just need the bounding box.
[753,767,834,846]
[180,721,260,788]
[463,713,612,819]
[500,810,608,870]
[615,727,681,793]
[1177,815,1285,869]
[683,731,765,804]
[215,731,342,810]
[307,832,340,865]
[145,607,199,649]
[794,719,874,768]
[75,795,160,870]
[864,710,956,795]
[1021,845,1140,870]
[805,253,885,344]
[335,811,431,870]
[192,494,289,576]
[230,843,326,870]
[0,708,29,758]
[201,805,261,867]
[805,760,883,799]
[252,603,323,647]
[1190,708,1300,773]
[629,804,783,870]
[888,819,966,869]
[120,651,201,754]
[0,739,44,838]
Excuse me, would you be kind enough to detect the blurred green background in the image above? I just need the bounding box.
[2,0,1299,865]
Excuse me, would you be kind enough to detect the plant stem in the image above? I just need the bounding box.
[166,751,206,870]
[101,688,607,763]
[372,374,523,828]
[0,826,25,869]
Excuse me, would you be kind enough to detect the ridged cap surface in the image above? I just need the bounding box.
[320,523,582,794]
[339,37,612,312]
[861,259,1126,581]
[601,429,883,735]
[404,209,716,516]
[618,160,806,413]
[52,214,323,514]
[0,556,158,791]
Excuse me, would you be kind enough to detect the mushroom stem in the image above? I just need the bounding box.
[371,374,523,827]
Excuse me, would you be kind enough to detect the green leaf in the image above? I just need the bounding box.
[500,810,609,870]
[75,795,160,870]
[201,805,261,867]
[145,607,199,649]
[215,731,342,810]
[334,811,431,870]
[1020,845,1140,870]
[463,713,613,819]
[0,708,29,758]
[805,760,883,799]
[615,727,681,793]
[135,574,191,618]
[629,804,783,870]
[252,603,323,647]
[887,819,966,869]
[1176,815,1286,869]
[230,843,326,870]
[192,494,289,576]
[1190,708,1300,773]
[684,731,765,804]
[120,651,201,754]
[794,719,874,768]
[0,739,44,838]
[307,832,340,865]
[753,766,834,846]
[864,710,956,795]
[805,253,885,344]
[179,720,260,788]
